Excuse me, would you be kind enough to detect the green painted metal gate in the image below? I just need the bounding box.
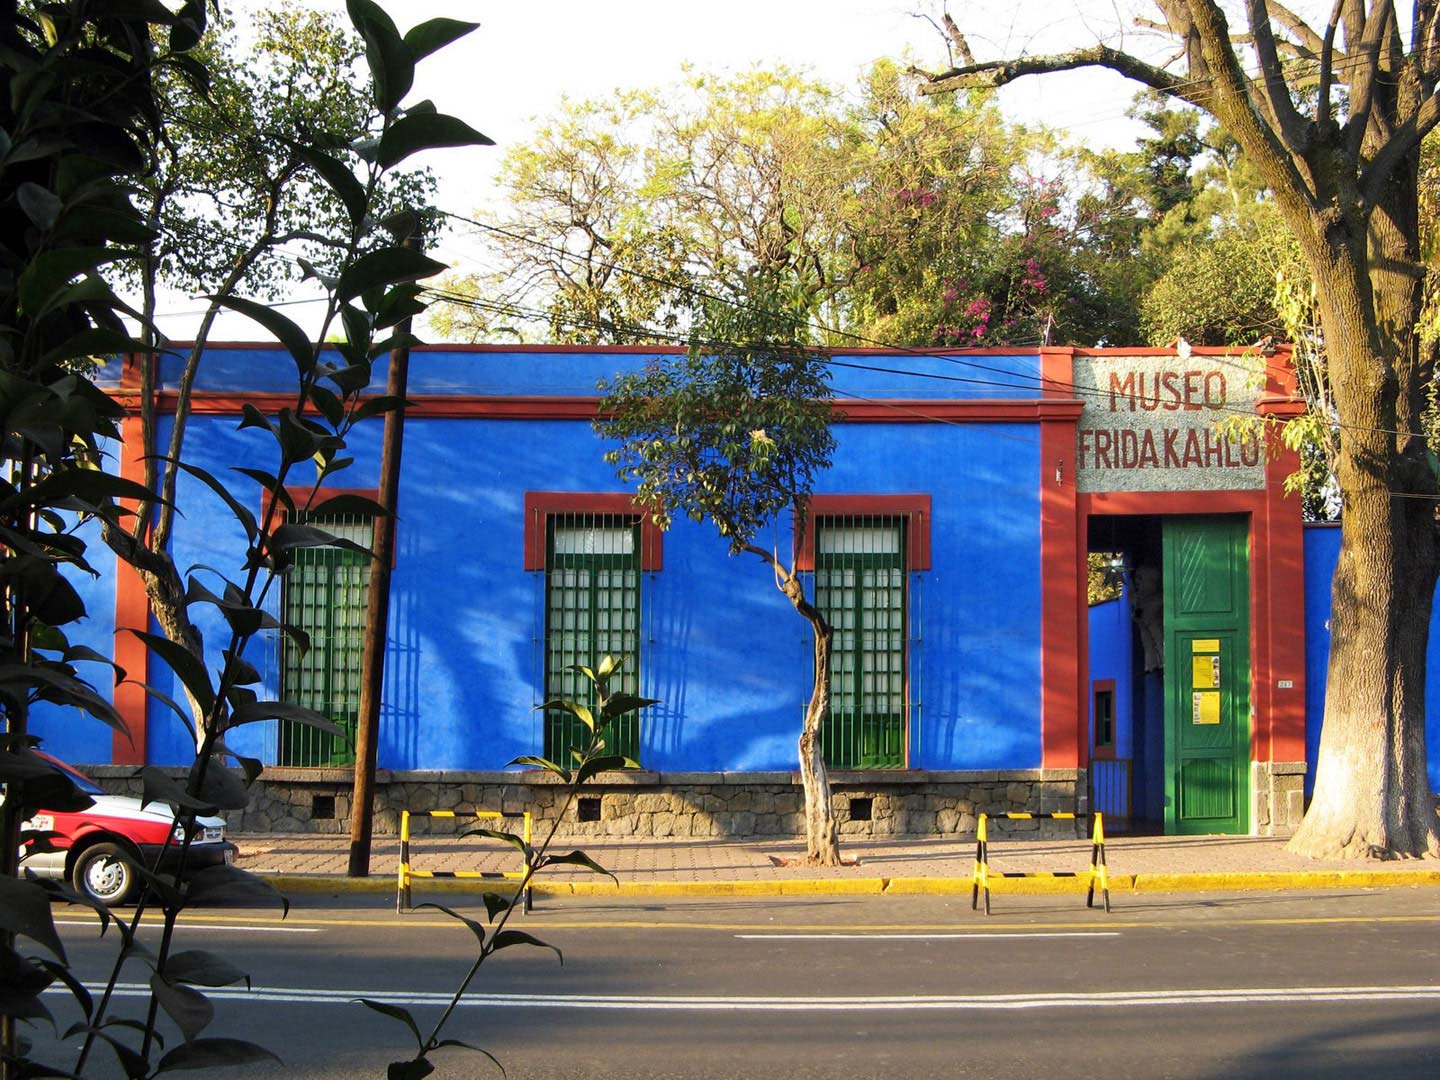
[543,516,641,764]
[1162,516,1250,834]
[815,518,906,769]
[279,517,372,767]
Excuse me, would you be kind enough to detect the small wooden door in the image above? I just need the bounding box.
[1162,517,1250,834]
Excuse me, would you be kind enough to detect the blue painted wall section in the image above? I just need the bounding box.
[36,347,1048,774]
[1301,523,1440,793]
[1087,591,1134,760]
[39,348,1440,802]
[27,513,120,763]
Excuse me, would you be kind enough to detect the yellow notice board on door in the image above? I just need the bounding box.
[1192,690,1221,725]
[1192,655,1220,689]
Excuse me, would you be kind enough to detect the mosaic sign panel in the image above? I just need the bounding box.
[1072,353,1265,493]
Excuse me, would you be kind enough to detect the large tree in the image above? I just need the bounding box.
[596,273,844,865]
[108,2,437,737]
[434,64,1152,349]
[918,2,1439,858]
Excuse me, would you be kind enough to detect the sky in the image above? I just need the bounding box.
[156,0,1177,339]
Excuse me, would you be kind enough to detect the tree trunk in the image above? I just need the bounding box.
[754,555,842,866]
[799,610,841,865]
[1288,475,1440,859]
[1287,244,1440,859]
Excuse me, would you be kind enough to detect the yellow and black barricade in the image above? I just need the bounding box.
[397,809,534,915]
[970,811,1110,915]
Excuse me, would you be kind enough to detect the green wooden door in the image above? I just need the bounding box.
[1162,517,1250,834]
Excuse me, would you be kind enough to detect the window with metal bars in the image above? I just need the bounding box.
[278,514,373,767]
[543,514,642,766]
[814,517,907,769]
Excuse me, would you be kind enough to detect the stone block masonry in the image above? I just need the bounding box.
[85,767,1087,841]
[1251,761,1307,836]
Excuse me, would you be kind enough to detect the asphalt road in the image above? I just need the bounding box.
[24,886,1440,1079]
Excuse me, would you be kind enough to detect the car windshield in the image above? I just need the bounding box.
[35,751,107,796]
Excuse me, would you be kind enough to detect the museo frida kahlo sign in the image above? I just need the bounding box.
[1072,353,1265,493]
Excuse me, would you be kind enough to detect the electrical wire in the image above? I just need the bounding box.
[437,212,1439,447]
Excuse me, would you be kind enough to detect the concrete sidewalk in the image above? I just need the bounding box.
[234,829,1440,898]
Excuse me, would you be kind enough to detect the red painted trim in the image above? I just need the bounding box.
[1260,442,1307,764]
[836,399,1083,422]
[1080,489,1269,516]
[1038,348,1083,769]
[1071,344,1295,358]
[261,485,381,527]
[1076,477,1307,769]
[122,391,1083,424]
[1039,346,1076,397]
[159,341,1058,358]
[1256,394,1306,419]
[146,340,1301,361]
[793,495,932,572]
[112,406,149,765]
[261,486,393,569]
[522,492,663,572]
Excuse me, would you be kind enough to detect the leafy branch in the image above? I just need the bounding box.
[369,657,654,1079]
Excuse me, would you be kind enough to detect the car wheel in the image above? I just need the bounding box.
[71,842,139,906]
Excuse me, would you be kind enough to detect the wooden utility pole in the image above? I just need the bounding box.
[347,237,416,877]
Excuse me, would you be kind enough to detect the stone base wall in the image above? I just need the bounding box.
[1251,760,1307,836]
[86,767,1087,841]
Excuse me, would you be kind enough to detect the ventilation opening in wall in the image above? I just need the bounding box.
[311,794,335,820]
[849,797,873,822]
[577,796,602,823]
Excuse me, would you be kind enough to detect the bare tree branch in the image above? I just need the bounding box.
[1246,0,1314,153]
[1316,0,1345,137]
[1361,90,1440,204]
[1341,3,1384,161]
[1419,0,1440,82]
[1267,0,1328,54]
[916,43,1187,99]
[942,12,975,67]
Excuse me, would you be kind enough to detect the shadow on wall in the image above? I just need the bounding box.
[913,446,1043,771]
[1302,522,1440,795]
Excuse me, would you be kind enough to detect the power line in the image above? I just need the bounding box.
[438,209,1440,446]
[437,214,1309,427]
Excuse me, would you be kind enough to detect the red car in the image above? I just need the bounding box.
[19,753,236,906]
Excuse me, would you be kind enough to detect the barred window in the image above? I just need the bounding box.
[814,517,906,769]
[543,514,641,765]
[278,514,373,767]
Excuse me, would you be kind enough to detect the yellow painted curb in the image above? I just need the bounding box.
[254,868,1440,899]
[884,875,1138,895]
[1132,869,1440,892]
[562,878,889,898]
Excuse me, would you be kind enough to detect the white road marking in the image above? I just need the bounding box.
[54,921,318,934]
[735,932,1121,940]
[71,983,1440,1011]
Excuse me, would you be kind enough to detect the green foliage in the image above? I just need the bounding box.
[1140,218,1305,347]
[0,1,487,1075]
[374,659,648,1080]
[1087,552,1124,606]
[128,1,440,301]
[595,277,846,862]
[596,272,836,552]
[435,62,1153,349]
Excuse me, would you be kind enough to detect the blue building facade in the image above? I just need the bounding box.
[33,342,1407,838]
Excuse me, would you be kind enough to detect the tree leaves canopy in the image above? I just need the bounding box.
[595,272,836,553]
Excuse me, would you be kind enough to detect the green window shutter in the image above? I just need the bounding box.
[543,515,642,765]
[815,518,906,769]
[279,514,373,767]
